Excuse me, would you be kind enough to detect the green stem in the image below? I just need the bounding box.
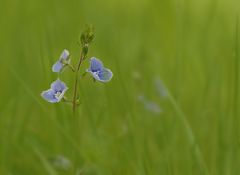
[72,47,85,114]
[61,59,75,72]
[67,63,76,72]
[62,96,73,103]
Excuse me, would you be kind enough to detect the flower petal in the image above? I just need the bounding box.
[52,61,64,72]
[89,68,113,82]
[89,57,104,72]
[60,49,70,60]
[97,68,113,82]
[41,89,58,103]
[52,49,70,73]
[51,79,67,92]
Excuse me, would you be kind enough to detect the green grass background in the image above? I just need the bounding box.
[0,0,240,174]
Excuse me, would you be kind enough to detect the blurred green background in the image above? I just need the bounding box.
[0,0,240,174]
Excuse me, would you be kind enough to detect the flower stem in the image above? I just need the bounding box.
[62,96,73,103]
[72,47,85,114]
[67,64,76,72]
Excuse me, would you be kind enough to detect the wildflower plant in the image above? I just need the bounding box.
[41,26,113,114]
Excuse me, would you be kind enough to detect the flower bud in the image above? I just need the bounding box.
[82,44,88,55]
[80,25,95,45]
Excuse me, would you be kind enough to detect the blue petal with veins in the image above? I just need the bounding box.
[87,57,113,82]
[41,79,68,103]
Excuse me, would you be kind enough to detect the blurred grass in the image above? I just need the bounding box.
[0,0,240,174]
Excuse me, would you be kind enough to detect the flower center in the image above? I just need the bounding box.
[55,91,62,99]
[93,71,100,75]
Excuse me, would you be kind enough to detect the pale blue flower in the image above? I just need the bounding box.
[51,155,72,170]
[138,95,162,114]
[52,49,70,72]
[86,57,113,82]
[154,77,168,98]
[41,79,68,103]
